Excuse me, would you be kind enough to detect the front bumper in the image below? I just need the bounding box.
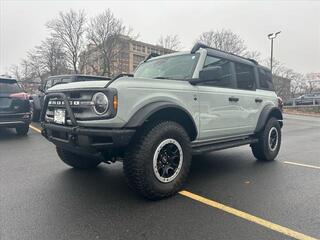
[0,113,31,128]
[41,122,135,155]
[41,92,135,156]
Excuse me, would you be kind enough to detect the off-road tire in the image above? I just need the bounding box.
[251,117,281,161]
[123,121,192,200]
[16,124,29,136]
[56,147,101,169]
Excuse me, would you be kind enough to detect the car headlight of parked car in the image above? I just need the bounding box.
[92,92,109,115]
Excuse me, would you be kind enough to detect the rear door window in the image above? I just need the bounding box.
[234,63,256,90]
[258,68,274,91]
[0,79,22,93]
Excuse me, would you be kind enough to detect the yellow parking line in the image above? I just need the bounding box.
[179,190,318,240]
[284,161,320,170]
[29,125,42,134]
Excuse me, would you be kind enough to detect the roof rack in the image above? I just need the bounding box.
[191,42,259,65]
[246,58,258,64]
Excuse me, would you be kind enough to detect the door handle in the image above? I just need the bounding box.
[255,98,263,103]
[229,97,239,102]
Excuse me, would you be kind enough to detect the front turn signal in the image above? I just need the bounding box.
[113,95,118,112]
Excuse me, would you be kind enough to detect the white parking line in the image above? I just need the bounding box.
[284,161,320,170]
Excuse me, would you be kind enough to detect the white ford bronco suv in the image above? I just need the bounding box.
[41,43,283,199]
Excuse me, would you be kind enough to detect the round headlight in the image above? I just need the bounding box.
[92,92,109,115]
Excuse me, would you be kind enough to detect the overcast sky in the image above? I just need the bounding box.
[0,0,319,74]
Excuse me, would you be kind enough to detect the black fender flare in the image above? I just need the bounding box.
[125,101,198,138]
[255,104,283,133]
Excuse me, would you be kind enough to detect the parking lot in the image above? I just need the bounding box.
[0,114,319,240]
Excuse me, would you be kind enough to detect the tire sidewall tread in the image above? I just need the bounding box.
[252,117,281,161]
[124,121,192,200]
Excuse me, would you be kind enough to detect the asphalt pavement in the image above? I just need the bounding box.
[0,114,319,240]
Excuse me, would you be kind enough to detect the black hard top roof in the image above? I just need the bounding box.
[191,42,270,72]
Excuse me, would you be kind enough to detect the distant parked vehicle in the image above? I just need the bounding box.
[30,74,111,121]
[0,77,31,135]
[285,93,320,106]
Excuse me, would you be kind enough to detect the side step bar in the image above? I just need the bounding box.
[192,137,258,155]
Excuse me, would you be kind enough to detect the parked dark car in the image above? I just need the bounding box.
[0,77,31,135]
[31,74,111,121]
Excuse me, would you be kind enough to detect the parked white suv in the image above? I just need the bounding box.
[41,43,283,199]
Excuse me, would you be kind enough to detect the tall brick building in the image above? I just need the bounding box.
[81,35,174,76]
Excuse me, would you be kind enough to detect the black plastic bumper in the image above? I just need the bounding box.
[40,92,135,156]
[0,113,31,128]
[41,122,135,154]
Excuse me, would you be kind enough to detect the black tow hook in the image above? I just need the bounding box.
[69,126,79,145]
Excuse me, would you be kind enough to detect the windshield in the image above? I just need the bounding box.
[134,53,200,80]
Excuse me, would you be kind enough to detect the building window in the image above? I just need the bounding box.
[133,54,145,65]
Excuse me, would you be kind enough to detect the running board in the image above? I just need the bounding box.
[192,137,258,155]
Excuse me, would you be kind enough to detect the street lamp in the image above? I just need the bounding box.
[267,31,281,73]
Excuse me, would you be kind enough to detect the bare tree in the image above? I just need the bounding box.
[9,65,22,81]
[197,29,247,55]
[264,58,307,98]
[23,51,46,82]
[46,9,86,73]
[86,9,127,76]
[36,37,68,76]
[243,50,261,62]
[304,73,320,94]
[290,72,306,97]
[158,34,181,51]
[10,38,68,85]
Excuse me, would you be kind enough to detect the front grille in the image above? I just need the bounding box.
[43,89,117,125]
[45,91,97,124]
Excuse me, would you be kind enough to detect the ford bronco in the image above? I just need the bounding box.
[41,43,283,199]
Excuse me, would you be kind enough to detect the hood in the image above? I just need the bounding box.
[47,80,110,92]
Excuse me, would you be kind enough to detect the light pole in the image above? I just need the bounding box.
[267,31,281,73]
